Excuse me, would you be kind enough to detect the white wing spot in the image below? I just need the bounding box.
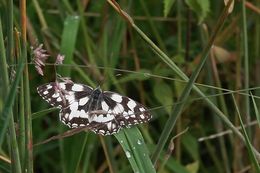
[140,114,145,119]
[46,85,52,89]
[92,114,114,123]
[57,97,62,102]
[79,97,89,106]
[128,110,134,116]
[70,102,79,111]
[113,104,124,114]
[72,123,78,128]
[59,83,66,89]
[72,84,84,91]
[112,123,116,129]
[43,90,48,95]
[65,94,75,103]
[107,122,112,130]
[52,92,59,98]
[101,101,109,111]
[78,110,88,118]
[65,113,69,119]
[111,94,123,102]
[99,130,105,134]
[70,109,88,120]
[139,107,145,112]
[127,100,137,110]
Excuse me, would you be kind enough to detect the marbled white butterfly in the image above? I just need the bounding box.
[37,82,152,135]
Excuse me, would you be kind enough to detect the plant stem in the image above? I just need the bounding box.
[242,0,251,137]
[0,11,22,173]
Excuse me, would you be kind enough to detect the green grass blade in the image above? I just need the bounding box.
[72,61,96,87]
[32,108,59,120]
[100,137,117,173]
[18,78,25,170]
[139,0,166,52]
[0,158,11,173]
[0,14,22,173]
[57,15,80,173]
[250,92,260,128]
[59,15,80,77]
[114,127,156,173]
[232,94,260,172]
[68,134,89,173]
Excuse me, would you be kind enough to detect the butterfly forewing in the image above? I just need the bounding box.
[37,82,152,135]
[37,82,93,108]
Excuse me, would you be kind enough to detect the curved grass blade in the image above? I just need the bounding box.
[114,127,156,173]
[250,92,260,128]
[232,94,260,171]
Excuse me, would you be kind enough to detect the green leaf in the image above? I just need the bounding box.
[164,0,176,17]
[163,157,191,173]
[153,81,173,114]
[114,127,156,173]
[185,161,199,173]
[185,0,210,23]
[182,134,199,160]
[59,15,80,76]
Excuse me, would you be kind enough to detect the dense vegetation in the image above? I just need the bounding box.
[0,0,259,172]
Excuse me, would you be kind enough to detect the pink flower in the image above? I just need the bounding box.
[32,44,49,76]
[55,54,65,65]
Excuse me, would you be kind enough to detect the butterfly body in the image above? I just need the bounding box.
[37,82,151,135]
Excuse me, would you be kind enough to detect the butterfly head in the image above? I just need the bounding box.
[92,86,102,96]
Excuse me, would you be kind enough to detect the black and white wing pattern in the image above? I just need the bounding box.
[37,82,152,135]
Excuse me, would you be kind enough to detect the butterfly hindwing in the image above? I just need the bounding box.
[103,92,151,126]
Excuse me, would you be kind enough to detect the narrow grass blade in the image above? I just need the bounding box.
[0,13,22,173]
[250,92,260,127]
[114,127,156,173]
[67,134,89,173]
[232,94,260,172]
[242,0,250,136]
[100,137,117,173]
[0,158,11,173]
[32,108,58,120]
